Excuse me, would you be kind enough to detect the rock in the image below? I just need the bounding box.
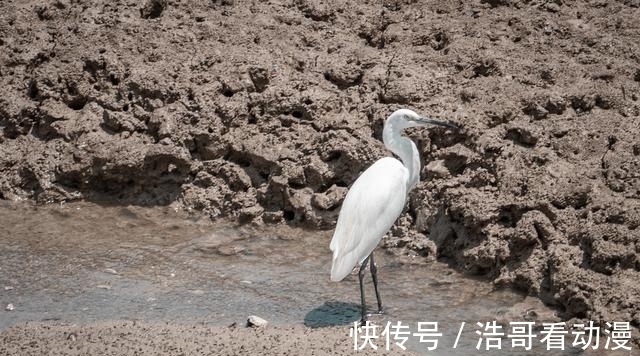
[286,187,313,220]
[430,30,450,51]
[238,205,264,223]
[311,185,347,210]
[295,0,335,22]
[262,211,284,224]
[469,58,500,78]
[424,159,449,178]
[323,65,363,89]
[247,315,268,328]
[544,2,560,12]
[522,101,548,120]
[5,303,15,311]
[505,125,539,147]
[304,156,333,189]
[544,95,566,114]
[194,133,228,160]
[219,77,245,97]
[205,161,252,191]
[485,99,517,126]
[570,94,596,113]
[551,183,591,209]
[248,67,269,92]
[140,0,166,19]
[102,110,145,133]
[481,0,510,7]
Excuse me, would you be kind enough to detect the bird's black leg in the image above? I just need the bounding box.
[369,252,383,314]
[358,255,371,323]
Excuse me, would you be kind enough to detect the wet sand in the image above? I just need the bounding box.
[0,321,415,356]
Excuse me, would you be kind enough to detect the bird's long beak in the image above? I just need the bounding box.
[417,116,459,129]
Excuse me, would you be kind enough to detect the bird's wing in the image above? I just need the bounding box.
[330,157,408,281]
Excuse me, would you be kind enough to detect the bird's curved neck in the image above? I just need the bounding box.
[383,121,421,191]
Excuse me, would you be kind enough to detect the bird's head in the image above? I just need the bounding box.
[388,108,459,130]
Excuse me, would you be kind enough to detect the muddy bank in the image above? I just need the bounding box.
[0,321,415,356]
[0,0,639,344]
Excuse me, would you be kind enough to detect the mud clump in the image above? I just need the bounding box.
[1,0,639,346]
[140,0,166,19]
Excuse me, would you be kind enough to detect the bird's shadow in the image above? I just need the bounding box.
[304,301,361,328]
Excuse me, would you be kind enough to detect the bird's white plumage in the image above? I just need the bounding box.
[327,108,456,321]
[330,157,408,281]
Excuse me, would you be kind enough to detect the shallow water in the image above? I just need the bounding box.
[0,201,633,355]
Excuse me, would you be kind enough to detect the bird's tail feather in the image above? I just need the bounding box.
[330,251,357,281]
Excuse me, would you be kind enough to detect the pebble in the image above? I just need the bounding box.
[247,315,268,328]
[6,303,15,311]
[425,159,450,178]
[4,286,14,291]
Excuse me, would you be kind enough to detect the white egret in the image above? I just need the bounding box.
[329,108,458,322]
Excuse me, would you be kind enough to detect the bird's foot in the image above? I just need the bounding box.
[375,307,384,315]
[357,311,383,326]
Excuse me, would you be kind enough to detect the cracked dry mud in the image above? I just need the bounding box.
[1,0,639,348]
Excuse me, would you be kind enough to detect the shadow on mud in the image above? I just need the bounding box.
[304,301,360,328]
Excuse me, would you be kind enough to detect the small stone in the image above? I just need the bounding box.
[544,95,566,114]
[311,193,332,210]
[140,0,166,19]
[67,332,77,342]
[545,2,560,12]
[522,101,548,120]
[570,94,596,113]
[4,286,14,291]
[324,66,363,89]
[425,159,450,178]
[311,185,347,210]
[248,66,269,92]
[5,303,15,311]
[263,211,283,224]
[104,268,118,275]
[96,284,111,290]
[238,205,264,224]
[505,126,539,147]
[217,245,245,256]
[247,315,268,328]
